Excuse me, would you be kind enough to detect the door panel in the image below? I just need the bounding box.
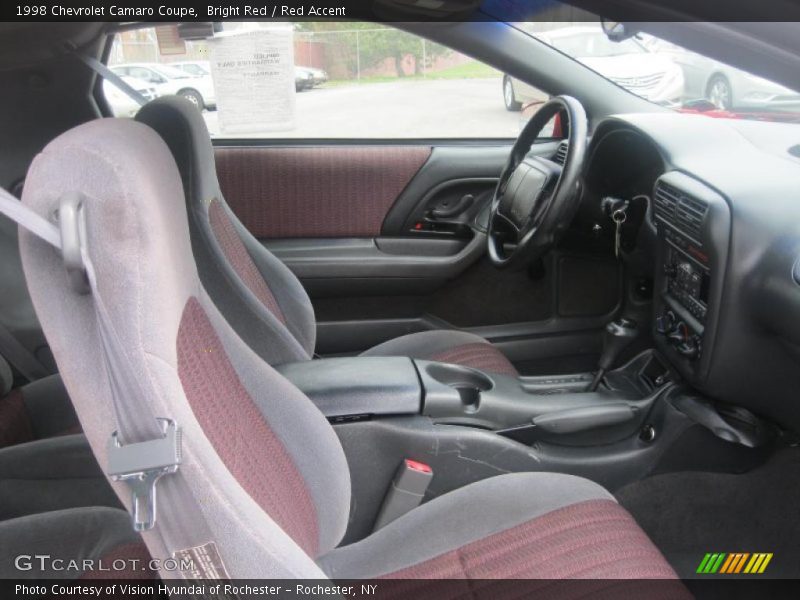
[213,141,621,372]
[215,145,431,239]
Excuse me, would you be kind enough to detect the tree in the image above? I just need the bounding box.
[294,22,449,78]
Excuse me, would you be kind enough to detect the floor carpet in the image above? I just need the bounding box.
[616,446,800,580]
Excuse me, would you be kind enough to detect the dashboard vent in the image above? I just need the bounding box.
[553,141,568,166]
[654,181,680,220]
[675,195,708,239]
[654,180,708,239]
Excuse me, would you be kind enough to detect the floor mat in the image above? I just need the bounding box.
[616,447,800,579]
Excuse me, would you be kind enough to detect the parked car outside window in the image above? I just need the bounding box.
[111,62,216,110]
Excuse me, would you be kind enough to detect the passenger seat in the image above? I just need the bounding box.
[7,115,687,587]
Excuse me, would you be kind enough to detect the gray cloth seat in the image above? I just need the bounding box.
[0,360,114,523]
[0,370,78,448]
[134,97,519,377]
[10,116,686,586]
[0,434,117,522]
[0,507,150,579]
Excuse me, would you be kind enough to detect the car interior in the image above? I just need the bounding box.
[1,8,800,596]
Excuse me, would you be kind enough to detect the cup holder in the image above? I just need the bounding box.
[425,363,493,413]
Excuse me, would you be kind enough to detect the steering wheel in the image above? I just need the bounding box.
[487,95,588,269]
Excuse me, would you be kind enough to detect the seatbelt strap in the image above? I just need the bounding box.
[0,187,230,580]
[73,51,148,107]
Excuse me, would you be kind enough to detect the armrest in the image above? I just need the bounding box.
[277,357,422,419]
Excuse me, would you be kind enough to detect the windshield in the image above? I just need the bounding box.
[514,22,800,121]
[547,31,646,58]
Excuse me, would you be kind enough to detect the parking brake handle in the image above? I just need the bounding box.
[532,403,636,435]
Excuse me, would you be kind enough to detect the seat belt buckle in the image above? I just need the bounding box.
[372,459,433,532]
[107,418,182,532]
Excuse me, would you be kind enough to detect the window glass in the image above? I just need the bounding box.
[105,23,552,139]
[508,21,800,119]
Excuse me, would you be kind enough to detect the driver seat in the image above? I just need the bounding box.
[133,97,518,377]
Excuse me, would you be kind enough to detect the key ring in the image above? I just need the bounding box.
[612,209,627,224]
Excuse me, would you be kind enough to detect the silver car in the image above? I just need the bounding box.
[504,26,684,110]
[642,38,800,111]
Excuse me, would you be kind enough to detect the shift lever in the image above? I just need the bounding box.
[587,318,639,391]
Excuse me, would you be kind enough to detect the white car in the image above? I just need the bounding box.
[641,38,800,111]
[111,63,216,110]
[295,65,329,87]
[102,76,157,117]
[171,60,211,78]
[504,26,684,110]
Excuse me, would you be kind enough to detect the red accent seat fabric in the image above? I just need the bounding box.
[383,500,680,579]
[427,342,518,377]
[0,390,34,448]
[362,330,519,377]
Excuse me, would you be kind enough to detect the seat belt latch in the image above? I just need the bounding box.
[107,418,182,532]
[372,459,433,532]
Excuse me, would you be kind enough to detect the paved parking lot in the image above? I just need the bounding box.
[203,77,531,139]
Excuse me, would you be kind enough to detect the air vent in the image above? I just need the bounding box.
[675,195,708,239]
[654,180,708,239]
[553,141,568,166]
[653,181,680,221]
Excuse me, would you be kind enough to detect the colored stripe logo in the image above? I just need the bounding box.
[696,553,773,574]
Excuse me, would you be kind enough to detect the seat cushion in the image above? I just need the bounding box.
[362,330,518,377]
[0,374,79,448]
[319,472,683,584]
[0,507,152,579]
[0,434,119,521]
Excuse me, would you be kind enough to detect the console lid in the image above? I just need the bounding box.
[277,357,422,419]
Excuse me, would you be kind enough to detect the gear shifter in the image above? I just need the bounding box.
[587,318,639,391]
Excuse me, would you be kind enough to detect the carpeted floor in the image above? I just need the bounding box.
[616,447,800,579]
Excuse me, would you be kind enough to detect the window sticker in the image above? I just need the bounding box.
[209,27,296,134]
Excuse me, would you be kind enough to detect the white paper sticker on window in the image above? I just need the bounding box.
[209,27,295,134]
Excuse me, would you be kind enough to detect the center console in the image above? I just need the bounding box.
[278,353,669,446]
[651,171,730,384]
[279,339,770,544]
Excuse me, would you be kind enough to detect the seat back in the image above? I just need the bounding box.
[0,354,11,397]
[19,118,351,577]
[135,97,316,366]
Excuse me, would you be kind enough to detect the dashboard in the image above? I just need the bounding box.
[582,113,800,430]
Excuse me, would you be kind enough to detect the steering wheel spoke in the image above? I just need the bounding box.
[487,96,587,269]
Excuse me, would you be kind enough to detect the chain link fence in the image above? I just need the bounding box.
[110,26,498,85]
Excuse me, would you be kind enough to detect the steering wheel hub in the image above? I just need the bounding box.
[487,95,588,269]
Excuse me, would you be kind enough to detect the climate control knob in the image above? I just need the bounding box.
[677,335,701,360]
[656,310,676,335]
[667,321,689,345]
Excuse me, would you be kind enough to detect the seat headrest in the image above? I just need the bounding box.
[21,117,200,366]
[135,97,221,207]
